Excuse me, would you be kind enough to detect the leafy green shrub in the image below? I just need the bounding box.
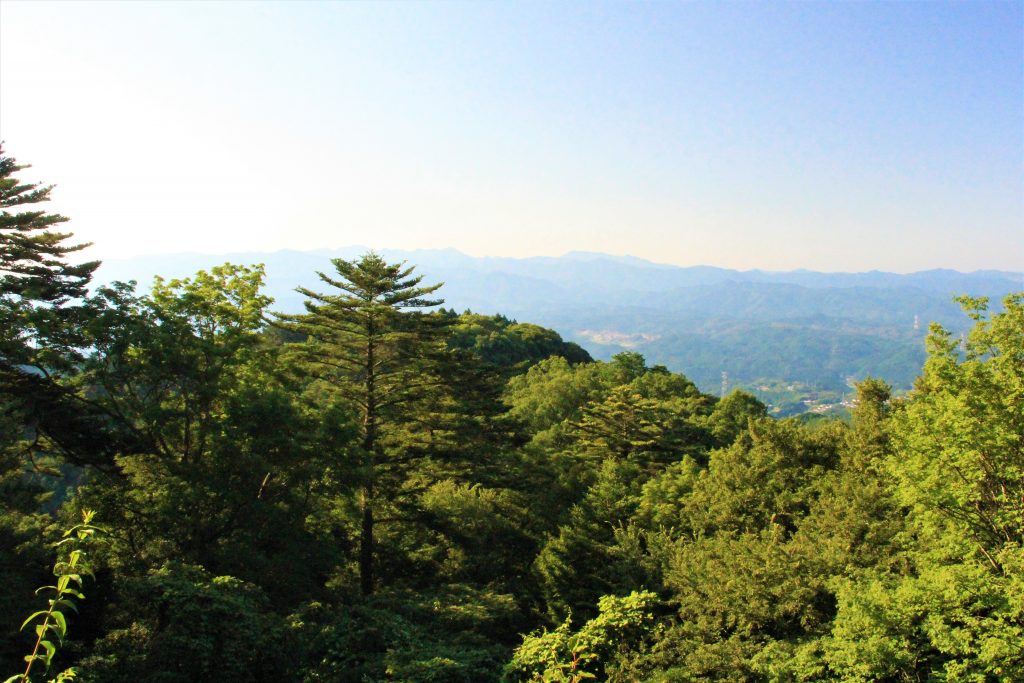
[292,586,519,683]
[505,591,658,683]
[76,563,291,683]
[5,510,100,683]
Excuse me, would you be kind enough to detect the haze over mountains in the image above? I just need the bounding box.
[95,248,1023,395]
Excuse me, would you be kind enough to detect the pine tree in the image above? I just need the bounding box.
[0,147,96,300]
[0,145,98,367]
[0,147,102,665]
[279,252,449,594]
[0,147,113,471]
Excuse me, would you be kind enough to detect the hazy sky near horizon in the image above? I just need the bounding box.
[1,1,1021,273]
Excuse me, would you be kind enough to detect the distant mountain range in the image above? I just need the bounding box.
[95,248,1023,394]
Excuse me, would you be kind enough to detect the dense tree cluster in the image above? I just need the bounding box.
[2,148,1022,682]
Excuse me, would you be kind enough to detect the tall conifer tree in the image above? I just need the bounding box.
[0,144,98,367]
[0,146,109,469]
[279,253,448,594]
[0,146,102,662]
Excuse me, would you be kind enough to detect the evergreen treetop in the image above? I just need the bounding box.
[0,146,97,306]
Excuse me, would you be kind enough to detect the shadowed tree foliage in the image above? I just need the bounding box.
[446,311,592,373]
[75,266,330,578]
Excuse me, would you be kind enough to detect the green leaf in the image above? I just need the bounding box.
[55,574,82,592]
[20,610,49,631]
[53,668,78,682]
[42,638,56,665]
[53,599,78,614]
[51,611,67,639]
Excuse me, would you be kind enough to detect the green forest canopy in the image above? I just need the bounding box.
[2,146,1022,682]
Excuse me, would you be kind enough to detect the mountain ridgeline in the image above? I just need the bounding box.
[98,249,1021,397]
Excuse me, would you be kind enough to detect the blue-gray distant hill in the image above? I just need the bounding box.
[95,248,1022,394]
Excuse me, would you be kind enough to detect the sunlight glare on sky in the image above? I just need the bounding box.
[0,0,1021,272]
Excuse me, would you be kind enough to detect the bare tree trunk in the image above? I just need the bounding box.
[360,485,374,595]
[360,330,376,595]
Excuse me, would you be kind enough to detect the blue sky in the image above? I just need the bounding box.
[1,1,1021,272]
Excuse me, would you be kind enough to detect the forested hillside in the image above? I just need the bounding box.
[4,148,1024,682]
